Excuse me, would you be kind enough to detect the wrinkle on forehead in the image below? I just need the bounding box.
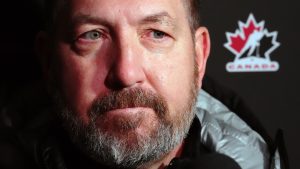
[48,0,193,32]
[70,0,184,22]
[70,11,178,30]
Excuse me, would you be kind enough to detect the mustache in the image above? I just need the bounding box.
[89,88,168,118]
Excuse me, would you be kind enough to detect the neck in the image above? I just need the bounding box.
[138,141,185,169]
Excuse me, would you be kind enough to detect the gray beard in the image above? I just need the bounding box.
[59,106,196,169]
[55,86,198,169]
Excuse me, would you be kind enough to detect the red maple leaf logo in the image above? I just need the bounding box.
[225,14,264,55]
[224,13,281,73]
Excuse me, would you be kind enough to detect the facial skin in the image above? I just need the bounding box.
[37,0,210,168]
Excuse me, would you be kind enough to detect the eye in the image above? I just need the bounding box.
[80,30,102,40]
[151,30,167,39]
[140,29,174,48]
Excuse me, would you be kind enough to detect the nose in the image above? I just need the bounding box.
[105,34,146,90]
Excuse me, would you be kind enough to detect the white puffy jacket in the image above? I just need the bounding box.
[196,90,281,169]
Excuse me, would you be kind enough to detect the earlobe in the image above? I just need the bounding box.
[194,27,211,87]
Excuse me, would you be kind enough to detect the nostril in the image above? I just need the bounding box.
[104,64,144,90]
[104,69,123,90]
[104,73,125,90]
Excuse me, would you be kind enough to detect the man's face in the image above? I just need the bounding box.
[44,0,209,167]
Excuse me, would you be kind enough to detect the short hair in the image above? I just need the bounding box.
[186,0,202,31]
[37,0,202,33]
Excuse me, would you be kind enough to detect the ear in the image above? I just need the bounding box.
[194,27,211,88]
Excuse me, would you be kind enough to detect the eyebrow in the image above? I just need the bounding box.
[71,14,111,27]
[139,12,177,28]
[71,11,176,28]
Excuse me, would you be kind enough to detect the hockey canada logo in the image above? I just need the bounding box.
[224,13,280,72]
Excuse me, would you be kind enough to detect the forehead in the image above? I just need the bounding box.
[63,0,189,25]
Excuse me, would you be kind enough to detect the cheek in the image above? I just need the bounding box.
[149,53,196,115]
[60,62,92,122]
[57,48,107,123]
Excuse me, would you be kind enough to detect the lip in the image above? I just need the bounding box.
[95,107,156,132]
[105,107,153,115]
